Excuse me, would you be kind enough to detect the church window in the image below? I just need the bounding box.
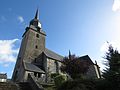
[55,61,59,73]
[34,72,37,77]
[34,58,37,63]
[35,45,38,49]
[36,34,39,38]
[38,73,41,78]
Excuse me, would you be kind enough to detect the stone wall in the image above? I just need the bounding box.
[86,65,101,79]
[27,73,44,90]
[0,82,18,90]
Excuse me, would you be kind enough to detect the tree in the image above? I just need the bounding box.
[60,53,88,79]
[102,44,120,89]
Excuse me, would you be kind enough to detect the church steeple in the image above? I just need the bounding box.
[29,9,41,30]
[35,9,39,20]
[69,50,71,60]
[12,9,46,82]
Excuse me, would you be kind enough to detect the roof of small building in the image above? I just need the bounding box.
[0,73,7,79]
[44,48,63,61]
[79,55,94,65]
[23,62,45,73]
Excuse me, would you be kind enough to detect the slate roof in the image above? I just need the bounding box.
[44,48,63,61]
[23,62,45,73]
[79,55,94,65]
[0,73,7,79]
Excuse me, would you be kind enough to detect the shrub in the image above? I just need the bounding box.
[57,79,96,90]
[51,73,60,79]
[54,74,67,88]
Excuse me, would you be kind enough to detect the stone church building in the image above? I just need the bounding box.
[12,10,101,83]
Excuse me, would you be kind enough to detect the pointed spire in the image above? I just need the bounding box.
[69,50,71,60]
[29,9,42,29]
[35,9,39,19]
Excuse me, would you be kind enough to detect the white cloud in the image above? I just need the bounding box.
[17,16,24,23]
[112,0,120,12]
[3,64,9,67]
[0,39,19,63]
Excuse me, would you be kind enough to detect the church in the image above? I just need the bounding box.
[12,9,101,83]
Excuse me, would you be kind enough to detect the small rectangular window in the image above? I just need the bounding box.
[34,58,37,62]
[36,34,39,38]
[35,45,38,49]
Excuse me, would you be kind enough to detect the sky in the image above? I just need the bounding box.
[0,0,120,78]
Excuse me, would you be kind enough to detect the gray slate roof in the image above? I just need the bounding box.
[45,48,63,61]
[0,73,7,79]
[23,62,45,73]
[79,55,94,65]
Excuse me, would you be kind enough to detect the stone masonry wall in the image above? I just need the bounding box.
[0,82,18,90]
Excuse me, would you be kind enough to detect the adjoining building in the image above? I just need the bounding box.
[12,9,101,83]
[0,73,7,82]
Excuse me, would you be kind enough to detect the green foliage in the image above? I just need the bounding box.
[101,44,120,89]
[43,84,56,90]
[104,45,120,71]
[60,55,89,79]
[57,79,96,90]
[51,73,60,79]
[95,78,120,90]
[54,74,67,88]
[57,45,120,90]
[44,86,56,90]
[103,45,120,81]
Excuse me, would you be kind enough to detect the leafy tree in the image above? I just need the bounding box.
[60,54,88,79]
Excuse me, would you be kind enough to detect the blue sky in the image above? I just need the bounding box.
[0,0,120,78]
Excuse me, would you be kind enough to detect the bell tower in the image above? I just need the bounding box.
[19,9,46,62]
[12,9,46,82]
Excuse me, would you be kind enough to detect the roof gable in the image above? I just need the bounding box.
[23,62,45,73]
[79,55,94,65]
[44,48,63,61]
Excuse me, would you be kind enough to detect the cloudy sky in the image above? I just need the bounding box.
[0,0,120,78]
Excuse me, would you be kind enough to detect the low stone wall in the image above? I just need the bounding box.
[27,73,44,90]
[0,82,18,90]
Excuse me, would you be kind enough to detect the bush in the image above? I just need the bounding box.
[54,74,67,88]
[51,73,60,79]
[95,79,120,90]
[57,79,96,90]
[60,54,89,79]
